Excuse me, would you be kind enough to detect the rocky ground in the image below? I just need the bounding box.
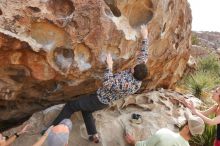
[3,89,202,146]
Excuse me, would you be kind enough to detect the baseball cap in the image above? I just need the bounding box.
[47,119,72,146]
[185,111,205,136]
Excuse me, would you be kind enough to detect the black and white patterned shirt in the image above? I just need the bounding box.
[97,39,149,104]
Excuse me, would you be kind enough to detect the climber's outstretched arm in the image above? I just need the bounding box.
[137,25,149,64]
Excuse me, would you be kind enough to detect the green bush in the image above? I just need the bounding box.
[183,71,220,98]
[197,54,220,76]
[192,34,199,45]
[180,54,220,97]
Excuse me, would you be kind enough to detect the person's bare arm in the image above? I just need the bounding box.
[3,135,16,146]
[194,112,220,126]
[186,100,218,116]
[32,126,53,146]
[136,25,149,64]
[125,133,136,146]
[32,134,48,146]
[4,124,29,146]
[188,101,220,125]
[200,104,218,116]
[106,53,113,71]
[102,54,115,89]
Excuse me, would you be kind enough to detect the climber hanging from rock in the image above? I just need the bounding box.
[42,24,149,143]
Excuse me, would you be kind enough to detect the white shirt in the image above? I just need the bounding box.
[135,128,190,146]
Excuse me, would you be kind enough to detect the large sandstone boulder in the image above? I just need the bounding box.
[3,90,201,146]
[0,0,191,130]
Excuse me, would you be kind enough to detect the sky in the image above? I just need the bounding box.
[188,0,220,32]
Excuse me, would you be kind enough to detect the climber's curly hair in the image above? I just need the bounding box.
[133,63,148,81]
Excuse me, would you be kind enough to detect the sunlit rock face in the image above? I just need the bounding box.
[0,0,191,130]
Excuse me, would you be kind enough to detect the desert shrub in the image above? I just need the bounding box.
[192,34,200,45]
[180,54,220,97]
[197,54,220,76]
[183,71,220,98]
